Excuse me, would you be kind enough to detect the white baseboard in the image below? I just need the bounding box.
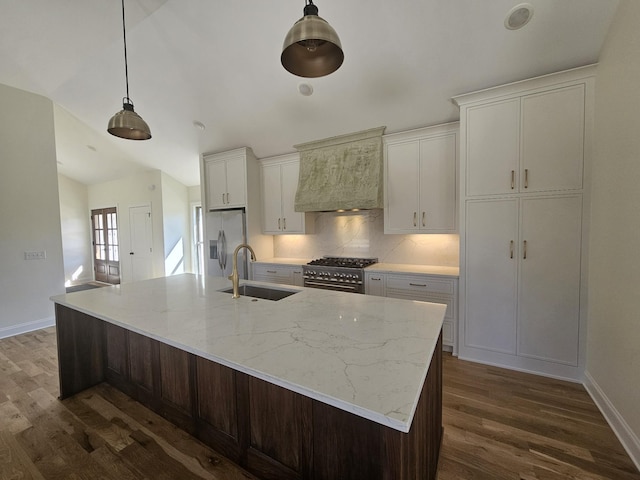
[584,370,640,472]
[0,317,55,340]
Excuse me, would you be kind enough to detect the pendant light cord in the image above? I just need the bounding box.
[121,0,130,103]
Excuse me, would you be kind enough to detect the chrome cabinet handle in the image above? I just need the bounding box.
[422,212,426,227]
[222,193,225,204]
[511,170,515,190]
[283,218,286,230]
[524,169,529,189]
[267,270,277,274]
[409,283,427,287]
[413,212,417,227]
[278,218,281,230]
[226,192,230,203]
[523,240,527,259]
[371,277,381,281]
[510,240,514,259]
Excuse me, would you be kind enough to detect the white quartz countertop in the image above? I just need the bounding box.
[366,263,459,277]
[51,273,445,433]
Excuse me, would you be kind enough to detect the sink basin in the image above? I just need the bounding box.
[219,284,299,301]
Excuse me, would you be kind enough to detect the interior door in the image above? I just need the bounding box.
[91,208,120,284]
[129,205,153,282]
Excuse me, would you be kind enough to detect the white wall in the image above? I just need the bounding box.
[0,84,65,337]
[88,170,165,282]
[161,172,190,275]
[274,210,459,266]
[58,174,92,285]
[586,0,640,466]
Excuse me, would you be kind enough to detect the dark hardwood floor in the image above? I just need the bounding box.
[1,327,638,479]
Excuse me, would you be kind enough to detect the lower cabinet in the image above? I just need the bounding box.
[365,271,458,352]
[464,195,583,366]
[252,263,304,287]
[79,314,441,480]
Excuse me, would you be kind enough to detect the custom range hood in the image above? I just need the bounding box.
[294,127,386,212]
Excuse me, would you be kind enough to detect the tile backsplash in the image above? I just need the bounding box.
[273,210,459,266]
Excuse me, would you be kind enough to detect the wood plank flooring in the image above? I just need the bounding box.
[1,327,638,479]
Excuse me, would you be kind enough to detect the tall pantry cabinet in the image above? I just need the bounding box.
[453,65,595,380]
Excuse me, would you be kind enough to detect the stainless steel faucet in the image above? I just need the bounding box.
[228,243,256,298]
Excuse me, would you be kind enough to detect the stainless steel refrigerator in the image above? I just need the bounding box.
[205,209,248,279]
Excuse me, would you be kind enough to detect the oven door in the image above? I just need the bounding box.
[303,279,363,294]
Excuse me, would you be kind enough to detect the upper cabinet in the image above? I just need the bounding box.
[204,148,250,209]
[464,83,586,197]
[259,153,312,235]
[384,124,458,234]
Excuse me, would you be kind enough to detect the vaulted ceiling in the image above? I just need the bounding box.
[0,0,619,186]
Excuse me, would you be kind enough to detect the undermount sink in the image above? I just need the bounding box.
[219,284,299,301]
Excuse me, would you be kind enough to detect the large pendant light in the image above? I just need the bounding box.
[107,0,151,140]
[281,0,344,78]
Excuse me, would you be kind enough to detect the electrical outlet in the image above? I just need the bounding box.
[24,251,46,260]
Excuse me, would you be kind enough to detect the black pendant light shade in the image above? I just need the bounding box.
[108,0,151,140]
[281,1,343,78]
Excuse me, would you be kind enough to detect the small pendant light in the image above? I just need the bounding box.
[281,0,344,78]
[108,0,151,140]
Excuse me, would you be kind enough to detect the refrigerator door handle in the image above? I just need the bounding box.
[217,230,224,271]
[220,230,227,271]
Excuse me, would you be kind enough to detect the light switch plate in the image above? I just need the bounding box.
[24,251,46,260]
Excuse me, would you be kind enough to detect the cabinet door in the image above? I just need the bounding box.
[386,141,420,232]
[365,272,385,296]
[521,85,585,193]
[518,196,582,365]
[206,159,228,209]
[465,199,518,353]
[280,162,303,233]
[261,164,283,233]
[225,155,247,207]
[466,99,520,196]
[419,134,456,232]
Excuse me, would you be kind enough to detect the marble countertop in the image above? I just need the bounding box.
[366,263,460,277]
[51,273,445,433]
[255,258,459,277]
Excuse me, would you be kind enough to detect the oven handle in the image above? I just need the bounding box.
[304,281,359,291]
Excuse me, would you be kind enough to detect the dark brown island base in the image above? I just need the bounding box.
[55,303,443,480]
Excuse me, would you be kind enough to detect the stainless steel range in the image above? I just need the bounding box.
[302,256,378,294]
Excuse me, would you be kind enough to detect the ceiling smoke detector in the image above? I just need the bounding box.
[505,3,534,30]
[298,83,314,96]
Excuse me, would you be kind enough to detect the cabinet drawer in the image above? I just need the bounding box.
[386,275,455,295]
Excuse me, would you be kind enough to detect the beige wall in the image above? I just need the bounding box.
[587,0,640,463]
[58,174,92,285]
[0,84,65,337]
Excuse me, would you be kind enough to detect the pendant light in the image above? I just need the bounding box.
[281,0,344,78]
[107,0,151,140]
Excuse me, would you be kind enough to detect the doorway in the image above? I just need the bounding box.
[91,207,121,284]
[129,205,154,282]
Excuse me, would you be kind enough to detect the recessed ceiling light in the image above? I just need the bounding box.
[505,3,534,30]
[298,83,314,96]
[193,121,206,131]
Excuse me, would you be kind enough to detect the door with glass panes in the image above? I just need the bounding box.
[91,207,121,284]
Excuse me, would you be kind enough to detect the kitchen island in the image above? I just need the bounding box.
[51,273,445,480]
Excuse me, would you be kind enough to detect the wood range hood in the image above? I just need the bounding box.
[293,126,386,212]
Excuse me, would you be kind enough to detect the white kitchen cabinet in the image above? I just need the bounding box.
[465,84,585,197]
[454,65,594,380]
[384,124,458,234]
[259,153,311,235]
[204,149,248,209]
[465,195,582,365]
[365,271,458,351]
[252,263,304,287]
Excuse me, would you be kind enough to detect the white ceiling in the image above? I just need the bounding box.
[0,0,619,187]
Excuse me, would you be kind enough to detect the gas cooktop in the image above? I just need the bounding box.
[306,256,378,269]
